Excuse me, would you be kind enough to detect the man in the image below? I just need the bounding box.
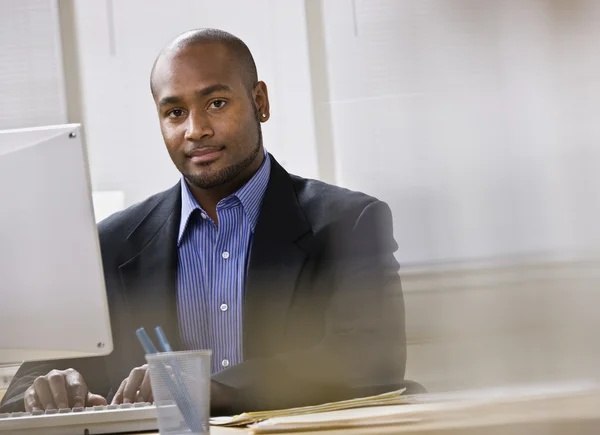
[1,29,410,415]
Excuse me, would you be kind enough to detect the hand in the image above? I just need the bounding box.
[24,368,107,412]
[111,364,153,404]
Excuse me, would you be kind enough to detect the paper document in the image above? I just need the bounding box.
[209,388,407,427]
[248,382,600,434]
[250,404,425,433]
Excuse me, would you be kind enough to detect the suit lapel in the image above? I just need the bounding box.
[118,184,182,351]
[244,157,312,358]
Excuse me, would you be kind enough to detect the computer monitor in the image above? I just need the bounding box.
[0,124,113,364]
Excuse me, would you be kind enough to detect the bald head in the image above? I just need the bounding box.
[149,28,271,195]
[150,28,258,97]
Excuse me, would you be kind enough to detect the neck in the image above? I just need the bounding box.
[187,151,265,222]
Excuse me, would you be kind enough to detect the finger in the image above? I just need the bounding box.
[111,379,127,405]
[87,392,107,406]
[33,376,55,410]
[148,389,154,404]
[134,391,143,403]
[138,369,152,402]
[47,370,69,409]
[24,387,41,412]
[123,367,146,404]
[65,370,87,408]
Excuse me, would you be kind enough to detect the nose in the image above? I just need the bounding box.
[184,110,213,141]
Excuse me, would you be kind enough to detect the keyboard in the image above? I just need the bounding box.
[0,403,158,435]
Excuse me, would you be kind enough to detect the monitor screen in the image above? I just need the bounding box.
[0,124,113,364]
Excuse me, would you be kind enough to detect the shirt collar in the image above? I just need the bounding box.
[178,150,271,245]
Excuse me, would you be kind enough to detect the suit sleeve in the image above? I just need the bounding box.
[212,200,407,413]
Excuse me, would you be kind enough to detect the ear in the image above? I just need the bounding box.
[253,81,270,122]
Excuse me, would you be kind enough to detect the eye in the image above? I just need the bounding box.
[208,100,227,110]
[166,108,185,118]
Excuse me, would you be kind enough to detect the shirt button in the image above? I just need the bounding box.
[221,359,230,368]
[220,303,228,312]
[221,251,230,259]
[200,213,207,219]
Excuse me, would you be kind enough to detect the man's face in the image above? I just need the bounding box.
[152,43,268,189]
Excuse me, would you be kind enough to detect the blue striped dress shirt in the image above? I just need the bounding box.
[176,154,271,374]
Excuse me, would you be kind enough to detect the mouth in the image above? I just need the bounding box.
[187,147,224,164]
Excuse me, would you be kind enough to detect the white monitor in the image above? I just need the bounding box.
[0,124,113,364]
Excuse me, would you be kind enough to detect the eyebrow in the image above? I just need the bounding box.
[158,96,181,108]
[196,83,232,97]
[158,83,233,109]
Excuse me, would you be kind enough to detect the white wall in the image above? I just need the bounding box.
[0,0,67,129]
[68,0,318,206]
[316,0,600,265]
[11,1,600,262]
[401,256,600,392]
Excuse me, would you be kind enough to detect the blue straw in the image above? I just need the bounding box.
[153,326,200,428]
[154,328,198,408]
[136,327,201,432]
[154,326,174,352]
[136,328,158,354]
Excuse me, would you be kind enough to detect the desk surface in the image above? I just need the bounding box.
[137,420,600,435]
[133,390,600,435]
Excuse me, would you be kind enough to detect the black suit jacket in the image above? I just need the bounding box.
[1,155,407,413]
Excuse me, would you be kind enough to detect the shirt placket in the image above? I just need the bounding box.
[212,203,237,372]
